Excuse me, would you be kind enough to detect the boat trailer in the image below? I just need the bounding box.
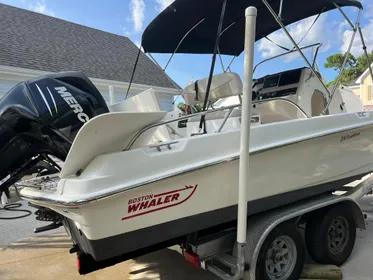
[181,174,372,279]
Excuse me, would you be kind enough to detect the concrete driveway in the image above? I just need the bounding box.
[0,196,372,280]
[0,232,219,280]
[0,201,64,246]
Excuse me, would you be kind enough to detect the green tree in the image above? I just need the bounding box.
[177,102,186,113]
[193,102,204,112]
[325,51,373,87]
[356,52,373,73]
[324,53,356,70]
[177,101,210,113]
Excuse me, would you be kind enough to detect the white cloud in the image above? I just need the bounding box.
[340,19,373,57]
[155,0,174,11]
[368,4,373,16]
[30,0,55,17]
[257,14,335,62]
[121,25,133,36]
[362,0,373,18]
[338,21,349,33]
[130,0,145,33]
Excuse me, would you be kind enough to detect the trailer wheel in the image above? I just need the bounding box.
[256,223,305,280]
[305,204,356,265]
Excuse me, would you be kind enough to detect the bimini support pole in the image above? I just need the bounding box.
[357,24,373,83]
[322,7,361,114]
[125,46,141,100]
[198,0,227,133]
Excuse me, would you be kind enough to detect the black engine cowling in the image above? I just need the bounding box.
[0,71,109,195]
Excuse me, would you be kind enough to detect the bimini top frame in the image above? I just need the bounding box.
[124,2,372,115]
[141,0,361,56]
[135,0,372,116]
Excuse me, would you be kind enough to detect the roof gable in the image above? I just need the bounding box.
[348,77,359,87]
[0,4,179,89]
[356,62,373,84]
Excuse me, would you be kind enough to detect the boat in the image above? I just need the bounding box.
[0,0,372,274]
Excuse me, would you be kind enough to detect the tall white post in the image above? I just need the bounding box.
[108,85,115,105]
[237,7,257,244]
[207,8,257,280]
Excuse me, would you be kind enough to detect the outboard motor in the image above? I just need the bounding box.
[0,72,109,198]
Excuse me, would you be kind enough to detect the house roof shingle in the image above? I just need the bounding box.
[0,4,179,89]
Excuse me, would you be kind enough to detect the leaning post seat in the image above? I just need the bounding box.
[182,72,243,105]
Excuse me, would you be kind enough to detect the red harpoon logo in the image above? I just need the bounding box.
[122,185,198,220]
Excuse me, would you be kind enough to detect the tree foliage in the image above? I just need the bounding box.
[177,102,186,113]
[325,51,373,87]
[324,53,356,70]
[177,101,204,113]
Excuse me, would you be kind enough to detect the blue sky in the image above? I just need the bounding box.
[1,0,373,88]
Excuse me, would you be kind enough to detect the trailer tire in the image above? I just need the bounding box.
[256,222,305,280]
[305,204,356,266]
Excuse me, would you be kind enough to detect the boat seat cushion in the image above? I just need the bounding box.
[182,72,242,105]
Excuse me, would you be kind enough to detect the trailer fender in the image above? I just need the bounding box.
[339,200,366,230]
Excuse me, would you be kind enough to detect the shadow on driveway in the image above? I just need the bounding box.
[5,232,71,249]
[130,248,219,280]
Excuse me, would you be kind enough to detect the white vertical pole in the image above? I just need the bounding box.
[237,7,257,244]
[108,85,115,105]
[207,8,257,279]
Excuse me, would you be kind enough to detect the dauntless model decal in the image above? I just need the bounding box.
[122,185,198,220]
[340,132,360,142]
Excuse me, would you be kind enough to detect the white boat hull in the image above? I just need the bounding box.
[20,111,373,260]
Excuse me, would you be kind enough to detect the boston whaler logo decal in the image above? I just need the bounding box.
[54,87,90,123]
[122,185,198,220]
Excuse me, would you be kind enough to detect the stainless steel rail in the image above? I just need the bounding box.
[324,8,361,114]
[253,43,322,74]
[261,0,332,99]
[124,97,310,150]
